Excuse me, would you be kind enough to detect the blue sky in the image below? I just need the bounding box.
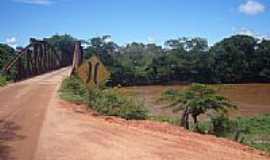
[0,0,269,47]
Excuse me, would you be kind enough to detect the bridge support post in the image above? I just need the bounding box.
[70,41,83,76]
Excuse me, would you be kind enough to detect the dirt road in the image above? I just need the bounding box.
[0,68,69,160]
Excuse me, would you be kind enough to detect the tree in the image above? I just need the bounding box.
[84,35,119,66]
[0,44,16,70]
[255,40,270,81]
[110,42,163,85]
[45,34,77,66]
[162,84,236,129]
[210,35,257,83]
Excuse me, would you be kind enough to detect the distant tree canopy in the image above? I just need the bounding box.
[0,43,15,71]
[84,35,119,66]
[84,35,270,85]
[45,34,77,65]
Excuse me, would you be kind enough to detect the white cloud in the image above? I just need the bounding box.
[239,0,265,15]
[6,37,17,48]
[14,0,53,5]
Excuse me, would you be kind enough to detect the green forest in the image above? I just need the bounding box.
[1,34,270,85]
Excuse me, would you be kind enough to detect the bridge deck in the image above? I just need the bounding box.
[0,68,70,160]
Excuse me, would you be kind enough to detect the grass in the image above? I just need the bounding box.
[150,113,270,153]
[88,88,149,120]
[0,75,8,87]
[59,75,89,104]
[59,75,149,120]
[193,114,270,153]
[234,114,270,153]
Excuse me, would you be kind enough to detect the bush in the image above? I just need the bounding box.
[197,114,270,153]
[210,114,237,137]
[88,88,149,120]
[59,75,89,103]
[0,75,8,87]
[233,115,270,153]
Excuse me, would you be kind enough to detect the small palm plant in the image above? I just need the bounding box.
[161,83,236,129]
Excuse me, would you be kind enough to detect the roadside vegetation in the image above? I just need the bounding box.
[194,114,270,153]
[59,76,149,120]
[0,75,8,87]
[59,75,89,104]
[0,43,16,85]
[88,88,148,120]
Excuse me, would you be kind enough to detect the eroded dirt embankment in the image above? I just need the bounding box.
[35,98,270,160]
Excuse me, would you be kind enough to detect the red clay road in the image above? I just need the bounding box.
[0,68,69,160]
[0,68,269,160]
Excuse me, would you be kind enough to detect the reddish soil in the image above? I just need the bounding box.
[35,99,270,160]
[121,84,270,117]
[0,68,69,160]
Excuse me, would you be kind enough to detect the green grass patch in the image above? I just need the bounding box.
[59,75,89,104]
[88,88,149,120]
[0,75,8,87]
[234,115,270,153]
[59,75,149,120]
[195,114,270,153]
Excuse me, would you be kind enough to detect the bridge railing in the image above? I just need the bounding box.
[2,38,76,81]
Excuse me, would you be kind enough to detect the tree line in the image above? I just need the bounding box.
[1,34,270,85]
[83,35,270,85]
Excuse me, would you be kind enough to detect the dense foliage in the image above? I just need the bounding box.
[83,35,270,85]
[0,44,15,69]
[0,43,16,83]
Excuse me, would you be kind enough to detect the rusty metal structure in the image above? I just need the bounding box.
[70,41,83,76]
[2,38,75,81]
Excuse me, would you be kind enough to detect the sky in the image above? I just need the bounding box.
[0,0,269,48]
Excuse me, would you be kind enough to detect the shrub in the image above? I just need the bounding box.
[88,88,149,120]
[0,75,8,87]
[210,114,237,137]
[234,115,270,153]
[197,114,270,153]
[59,75,89,103]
